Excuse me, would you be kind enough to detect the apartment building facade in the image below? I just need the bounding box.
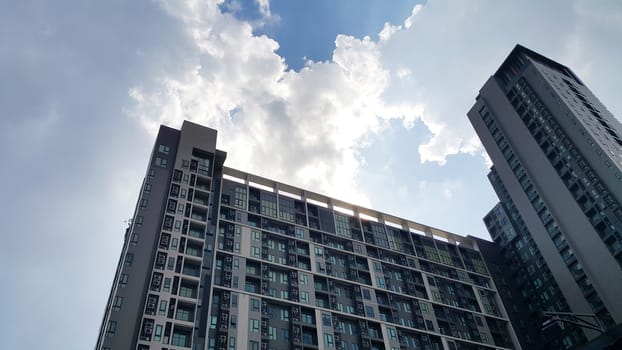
[96,121,521,350]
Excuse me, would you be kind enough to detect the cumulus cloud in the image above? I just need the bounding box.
[129,0,622,208]
[125,1,622,228]
[128,0,425,206]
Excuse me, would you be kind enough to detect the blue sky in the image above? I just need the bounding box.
[1,0,621,349]
[234,0,421,70]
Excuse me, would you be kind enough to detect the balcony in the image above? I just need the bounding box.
[190,206,208,222]
[193,191,210,207]
[179,279,199,299]
[185,242,203,258]
[171,326,192,348]
[182,260,201,277]
[188,222,206,240]
[175,302,196,323]
[195,177,211,192]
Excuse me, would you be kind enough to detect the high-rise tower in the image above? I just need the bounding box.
[468,45,622,348]
[96,121,521,350]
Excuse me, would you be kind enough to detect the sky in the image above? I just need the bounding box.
[1,0,621,348]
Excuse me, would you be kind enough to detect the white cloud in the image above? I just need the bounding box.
[404,4,423,29]
[128,0,425,207]
[255,0,271,18]
[129,0,622,209]
[378,22,401,42]
[377,0,622,165]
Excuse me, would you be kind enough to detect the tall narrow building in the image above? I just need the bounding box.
[468,45,622,348]
[96,121,522,350]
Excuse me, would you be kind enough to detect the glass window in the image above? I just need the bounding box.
[420,303,429,313]
[324,333,334,347]
[158,144,170,154]
[251,230,261,241]
[171,331,189,347]
[322,313,332,326]
[119,273,129,287]
[106,320,117,336]
[159,300,167,315]
[154,325,163,341]
[251,298,260,312]
[124,253,134,267]
[230,315,237,328]
[249,319,260,333]
[388,328,397,340]
[295,227,305,238]
[228,336,236,350]
[130,233,139,246]
[281,328,290,341]
[280,309,289,321]
[155,157,168,167]
[365,306,375,317]
[112,296,123,312]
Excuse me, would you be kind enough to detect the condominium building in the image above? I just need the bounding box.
[96,121,521,350]
[467,45,622,349]
[480,170,586,350]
